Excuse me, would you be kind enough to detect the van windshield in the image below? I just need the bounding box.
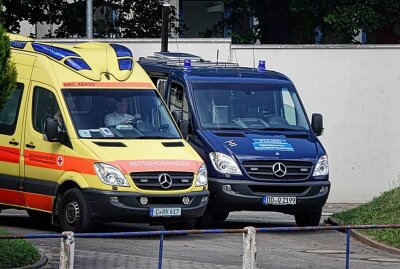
[62,89,180,139]
[192,83,309,131]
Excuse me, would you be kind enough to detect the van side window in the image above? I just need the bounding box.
[33,87,60,134]
[169,83,189,121]
[0,83,24,135]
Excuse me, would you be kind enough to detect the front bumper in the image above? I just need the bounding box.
[83,189,209,224]
[207,177,330,214]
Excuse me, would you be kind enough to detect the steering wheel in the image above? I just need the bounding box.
[264,114,289,126]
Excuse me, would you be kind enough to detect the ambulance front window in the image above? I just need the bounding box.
[63,89,180,139]
[33,87,62,134]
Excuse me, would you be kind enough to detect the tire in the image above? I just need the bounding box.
[164,220,195,231]
[59,188,94,232]
[295,210,322,227]
[213,210,229,222]
[27,210,52,224]
[194,208,214,228]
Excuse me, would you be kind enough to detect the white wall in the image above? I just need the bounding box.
[34,39,400,203]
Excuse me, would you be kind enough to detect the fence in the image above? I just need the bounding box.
[1,224,399,269]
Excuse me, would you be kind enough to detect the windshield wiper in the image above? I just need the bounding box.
[135,135,178,139]
[255,127,307,132]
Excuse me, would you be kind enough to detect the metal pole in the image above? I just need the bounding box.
[345,229,350,269]
[59,232,75,269]
[242,226,257,269]
[86,0,93,38]
[161,1,170,52]
[158,234,164,269]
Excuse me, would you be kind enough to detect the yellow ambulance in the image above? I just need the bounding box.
[0,34,209,232]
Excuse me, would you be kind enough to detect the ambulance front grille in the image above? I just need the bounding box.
[130,172,194,190]
[242,160,313,180]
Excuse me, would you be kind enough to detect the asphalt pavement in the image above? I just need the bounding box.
[1,204,400,269]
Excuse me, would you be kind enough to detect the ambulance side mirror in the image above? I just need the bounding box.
[44,119,59,142]
[172,110,189,139]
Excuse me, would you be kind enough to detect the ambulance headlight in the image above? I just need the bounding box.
[195,163,208,187]
[210,152,242,175]
[94,163,130,187]
[313,155,329,176]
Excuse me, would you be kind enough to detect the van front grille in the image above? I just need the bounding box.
[130,172,194,190]
[242,160,313,180]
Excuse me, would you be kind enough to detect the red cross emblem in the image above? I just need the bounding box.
[57,156,64,166]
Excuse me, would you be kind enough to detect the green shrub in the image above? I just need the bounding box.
[0,228,40,268]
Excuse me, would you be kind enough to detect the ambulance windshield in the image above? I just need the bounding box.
[63,89,181,139]
[192,83,309,131]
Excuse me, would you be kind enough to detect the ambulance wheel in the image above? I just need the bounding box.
[59,188,94,232]
[27,210,52,224]
[164,220,195,231]
[194,208,214,228]
[213,210,229,222]
[295,209,322,227]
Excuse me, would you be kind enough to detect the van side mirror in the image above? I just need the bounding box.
[45,119,59,142]
[172,110,189,138]
[311,113,324,136]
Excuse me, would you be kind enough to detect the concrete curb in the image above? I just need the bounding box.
[12,251,48,269]
[327,217,400,256]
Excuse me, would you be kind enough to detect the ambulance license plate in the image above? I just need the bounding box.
[263,196,296,205]
[149,208,181,217]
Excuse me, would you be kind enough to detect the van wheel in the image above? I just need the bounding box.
[59,188,94,232]
[195,208,214,228]
[295,210,322,227]
[213,210,229,222]
[164,220,195,231]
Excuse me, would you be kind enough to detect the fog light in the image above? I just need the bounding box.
[201,196,208,203]
[320,186,329,193]
[110,196,119,203]
[140,196,148,205]
[222,184,232,191]
[182,196,190,205]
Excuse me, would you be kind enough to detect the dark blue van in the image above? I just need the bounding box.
[138,52,330,226]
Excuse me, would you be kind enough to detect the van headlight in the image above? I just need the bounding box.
[313,155,329,176]
[195,163,208,187]
[94,162,130,187]
[210,152,242,175]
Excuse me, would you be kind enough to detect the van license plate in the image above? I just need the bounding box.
[263,196,296,205]
[149,208,181,217]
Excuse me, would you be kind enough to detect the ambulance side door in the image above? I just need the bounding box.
[0,82,27,207]
[22,82,65,213]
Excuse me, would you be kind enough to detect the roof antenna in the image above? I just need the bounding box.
[252,41,255,69]
[233,48,241,76]
[216,49,219,66]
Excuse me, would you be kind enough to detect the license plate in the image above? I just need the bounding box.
[149,208,181,217]
[263,196,296,205]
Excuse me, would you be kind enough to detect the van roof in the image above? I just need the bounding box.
[138,52,292,84]
[8,34,153,89]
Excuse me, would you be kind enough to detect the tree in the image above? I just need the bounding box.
[0,22,17,111]
[203,0,400,44]
[0,0,64,36]
[54,0,182,38]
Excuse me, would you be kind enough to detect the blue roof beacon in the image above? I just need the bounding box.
[138,52,330,227]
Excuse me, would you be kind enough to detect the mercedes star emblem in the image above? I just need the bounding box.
[158,173,173,189]
[272,162,287,178]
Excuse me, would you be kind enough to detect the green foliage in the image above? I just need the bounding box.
[0,22,17,111]
[0,228,40,268]
[333,187,400,248]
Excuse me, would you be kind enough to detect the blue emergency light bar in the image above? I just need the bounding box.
[10,40,27,49]
[32,43,78,61]
[110,44,133,58]
[257,60,266,72]
[64,58,91,71]
[184,59,192,70]
[118,58,133,71]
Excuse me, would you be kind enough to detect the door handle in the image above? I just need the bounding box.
[25,143,36,149]
[9,140,19,146]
